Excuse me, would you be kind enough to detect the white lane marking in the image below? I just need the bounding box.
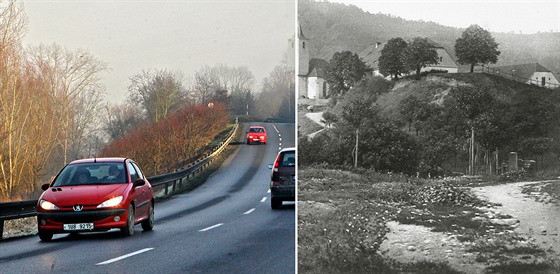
[199,223,223,232]
[267,189,271,193]
[244,208,256,215]
[96,248,154,265]
[260,197,267,202]
[272,125,280,133]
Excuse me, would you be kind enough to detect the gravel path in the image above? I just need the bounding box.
[472,181,560,257]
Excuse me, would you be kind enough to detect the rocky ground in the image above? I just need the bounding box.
[378,180,560,273]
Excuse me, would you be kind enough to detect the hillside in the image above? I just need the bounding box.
[303,73,560,176]
[376,73,560,121]
[299,0,560,75]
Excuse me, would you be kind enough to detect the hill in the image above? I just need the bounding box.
[303,72,560,176]
[298,0,560,75]
[377,73,560,121]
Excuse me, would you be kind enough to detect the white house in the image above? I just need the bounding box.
[491,63,560,89]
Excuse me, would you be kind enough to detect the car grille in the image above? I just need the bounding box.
[39,209,125,223]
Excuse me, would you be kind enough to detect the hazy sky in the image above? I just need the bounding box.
[22,0,296,103]
[330,0,560,34]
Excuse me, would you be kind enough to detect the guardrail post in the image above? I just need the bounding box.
[0,219,4,240]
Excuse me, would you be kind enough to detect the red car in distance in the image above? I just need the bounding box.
[246,126,267,145]
[36,158,154,241]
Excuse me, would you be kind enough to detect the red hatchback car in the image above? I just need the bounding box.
[246,126,267,144]
[37,158,154,241]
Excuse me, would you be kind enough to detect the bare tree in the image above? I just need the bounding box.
[128,69,186,122]
[104,103,144,140]
[27,44,108,164]
[192,64,255,112]
[0,1,61,198]
[255,65,294,119]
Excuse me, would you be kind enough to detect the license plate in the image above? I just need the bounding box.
[63,223,94,231]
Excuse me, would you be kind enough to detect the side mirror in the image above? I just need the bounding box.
[267,164,273,169]
[133,178,146,187]
[41,183,50,191]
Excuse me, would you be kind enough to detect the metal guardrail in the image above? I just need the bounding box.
[0,119,238,240]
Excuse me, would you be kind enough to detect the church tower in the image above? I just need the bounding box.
[296,24,310,97]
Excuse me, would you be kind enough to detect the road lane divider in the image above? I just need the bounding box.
[96,248,154,265]
[260,197,267,202]
[199,223,223,232]
[243,208,256,215]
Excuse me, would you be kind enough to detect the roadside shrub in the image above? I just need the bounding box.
[497,170,530,182]
[411,183,482,206]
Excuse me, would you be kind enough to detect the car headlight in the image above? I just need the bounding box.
[40,200,59,210]
[97,196,124,208]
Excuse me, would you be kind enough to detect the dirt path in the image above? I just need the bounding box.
[379,221,487,274]
[472,181,560,257]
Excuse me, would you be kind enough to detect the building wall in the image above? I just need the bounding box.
[526,72,560,88]
[298,76,308,98]
[307,76,330,99]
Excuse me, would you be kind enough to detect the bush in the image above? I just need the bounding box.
[497,170,531,182]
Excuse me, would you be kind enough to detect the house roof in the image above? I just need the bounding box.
[307,58,329,78]
[358,39,458,71]
[431,48,458,69]
[492,63,553,80]
[358,42,384,70]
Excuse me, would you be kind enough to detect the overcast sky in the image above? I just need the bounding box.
[22,0,296,103]
[330,0,560,34]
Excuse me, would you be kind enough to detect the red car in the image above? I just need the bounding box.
[36,158,154,241]
[246,126,267,144]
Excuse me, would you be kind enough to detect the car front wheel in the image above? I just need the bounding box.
[141,202,154,231]
[121,204,135,236]
[38,230,53,242]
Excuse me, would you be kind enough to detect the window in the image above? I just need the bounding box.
[127,162,139,182]
[132,163,144,179]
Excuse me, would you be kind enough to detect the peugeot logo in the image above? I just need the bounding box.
[73,205,83,212]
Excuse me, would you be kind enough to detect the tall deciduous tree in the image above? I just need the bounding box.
[341,88,376,168]
[128,69,186,123]
[455,24,500,73]
[325,50,369,95]
[378,37,407,80]
[402,37,439,79]
[255,65,295,120]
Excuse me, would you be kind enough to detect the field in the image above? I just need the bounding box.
[298,166,560,273]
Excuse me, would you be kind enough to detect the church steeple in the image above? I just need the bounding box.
[297,23,310,77]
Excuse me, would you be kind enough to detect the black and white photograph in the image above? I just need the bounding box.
[297,0,560,273]
[0,0,295,273]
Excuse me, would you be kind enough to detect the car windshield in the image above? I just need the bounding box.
[249,127,264,133]
[52,162,127,186]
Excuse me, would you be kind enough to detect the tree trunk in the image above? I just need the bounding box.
[354,127,359,168]
[470,127,475,175]
[470,64,475,73]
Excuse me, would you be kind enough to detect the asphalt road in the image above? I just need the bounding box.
[0,122,295,274]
